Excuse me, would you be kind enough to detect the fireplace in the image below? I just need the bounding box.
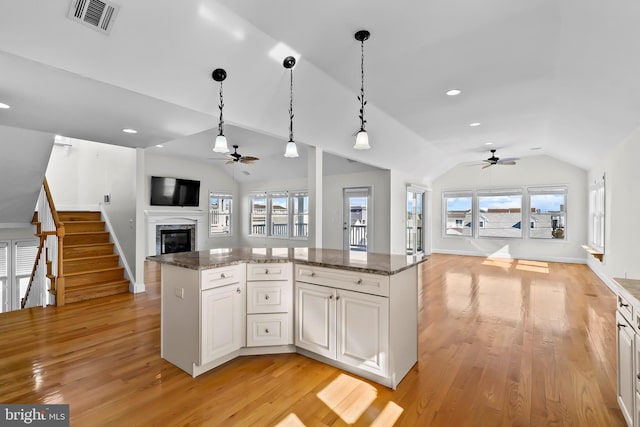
[160,229,192,254]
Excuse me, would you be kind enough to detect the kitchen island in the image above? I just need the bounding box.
[147,248,426,389]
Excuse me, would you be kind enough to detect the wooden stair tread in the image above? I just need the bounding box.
[66,279,130,290]
[65,266,124,277]
[65,254,119,262]
[65,242,114,248]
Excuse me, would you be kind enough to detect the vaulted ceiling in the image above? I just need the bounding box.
[1,0,640,183]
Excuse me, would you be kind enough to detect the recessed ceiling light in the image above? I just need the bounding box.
[484,142,493,146]
[0,102,10,109]
[446,89,461,96]
[122,128,138,134]
[156,144,164,148]
[530,147,542,150]
[469,122,481,127]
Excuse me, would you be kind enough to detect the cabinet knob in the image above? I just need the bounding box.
[336,296,340,300]
[311,272,316,277]
[265,328,270,334]
[265,295,270,300]
[637,373,640,380]
[329,295,334,300]
[617,323,627,328]
[265,269,269,275]
[356,279,363,285]
[220,273,226,279]
[236,287,241,294]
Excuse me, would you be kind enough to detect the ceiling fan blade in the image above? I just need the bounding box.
[498,161,517,165]
[482,163,493,169]
[498,157,519,163]
[225,160,235,164]
[241,156,259,161]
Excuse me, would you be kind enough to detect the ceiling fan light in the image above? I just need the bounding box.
[284,141,299,158]
[213,134,229,153]
[353,130,370,150]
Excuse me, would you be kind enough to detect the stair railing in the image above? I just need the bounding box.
[21,178,66,308]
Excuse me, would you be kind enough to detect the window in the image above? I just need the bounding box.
[0,242,7,313]
[249,193,267,236]
[589,176,605,252]
[209,192,232,236]
[529,187,567,239]
[477,190,523,238]
[249,191,309,240]
[269,192,289,237]
[443,192,473,236]
[0,239,37,313]
[290,191,309,238]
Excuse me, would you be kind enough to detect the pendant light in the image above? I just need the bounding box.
[354,30,371,150]
[212,68,230,153]
[283,56,299,158]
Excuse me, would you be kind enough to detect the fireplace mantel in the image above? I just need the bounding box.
[145,209,206,256]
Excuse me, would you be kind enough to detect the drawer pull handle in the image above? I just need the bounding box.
[220,273,226,279]
[620,302,630,308]
[617,323,627,328]
[356,279,363,285]
[265,269,269,274]
[265,328,270,334]
[265,295,270,300]
[236,287,241,294]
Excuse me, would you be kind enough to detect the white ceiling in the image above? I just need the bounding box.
[1,0,640,181]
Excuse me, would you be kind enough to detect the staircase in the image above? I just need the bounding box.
[59,211,130,304]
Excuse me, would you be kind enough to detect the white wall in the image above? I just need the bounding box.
[46,139,137,274]
[587,128,640,284]
[431,155,588,263]
[238,177,308,248]
[144,152,239,250]
[322,170,391,253]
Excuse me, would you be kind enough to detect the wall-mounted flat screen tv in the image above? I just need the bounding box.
[150,176,200,207]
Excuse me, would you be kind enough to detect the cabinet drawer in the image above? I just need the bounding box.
[201,265,241,290]
[247,313,291,347]
[247,262,292,281]
[295,265,389,297]
[618,293,634,324]
[247,281,291,314]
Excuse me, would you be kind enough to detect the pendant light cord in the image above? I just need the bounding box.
[218,82,224,136]
[289,68,294,142]
[359,38,366,132]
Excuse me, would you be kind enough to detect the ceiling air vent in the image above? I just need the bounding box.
[67,0,119,34]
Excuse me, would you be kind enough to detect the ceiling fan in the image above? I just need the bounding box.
[481,149,518,169]
[224,145,259,165]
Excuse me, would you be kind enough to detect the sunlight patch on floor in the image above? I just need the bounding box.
[371,401,404,426]
[317,374,377,424]
[481,258,515,270]
[275,413,305,427]
[516,259,549,274]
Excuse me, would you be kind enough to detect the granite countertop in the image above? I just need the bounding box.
[615,278,640,303]
[146,247,428,275]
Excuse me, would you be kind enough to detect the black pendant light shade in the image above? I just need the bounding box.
[212,68,230,153]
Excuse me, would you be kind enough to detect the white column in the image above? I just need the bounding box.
[308,146,323,248]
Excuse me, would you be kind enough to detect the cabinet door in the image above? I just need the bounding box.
[337,289,389,377]
[295,282,335,359]
[617,311,635,427]
[201,283,246,365]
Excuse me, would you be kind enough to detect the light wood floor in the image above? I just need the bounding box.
[0,254,626,426]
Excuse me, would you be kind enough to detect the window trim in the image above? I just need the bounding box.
[289,190,309,240]
[442,190,474,238]
[527,186,568,240]
[248,190,309,241]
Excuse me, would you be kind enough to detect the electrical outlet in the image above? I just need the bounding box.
[104,193,111,203]
[175,287,184,299]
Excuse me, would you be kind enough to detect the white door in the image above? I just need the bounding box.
[201,283,246,364]
[336,289,389,376]
[295,282,335,359]
[617,312,634,427]
[343,187,371,253]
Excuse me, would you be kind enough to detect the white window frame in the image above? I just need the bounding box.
[442,190,474,238]
[0,239,38,313]
[209,191,233,237]
[589,176,605,253]
[269,191,290,238]
[249,192,268,237]
[248,190,309,240]
[290,190,309,240]
[527,186,568,240]
[476,188,524,239]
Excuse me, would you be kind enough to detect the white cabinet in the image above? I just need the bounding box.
[296,282,335,358]
[295,283,389,377]
[246,262,293,347]
[295,264,416,388]
[618,310,635,427]
[201,282,246,364]
[337,289,389,377]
